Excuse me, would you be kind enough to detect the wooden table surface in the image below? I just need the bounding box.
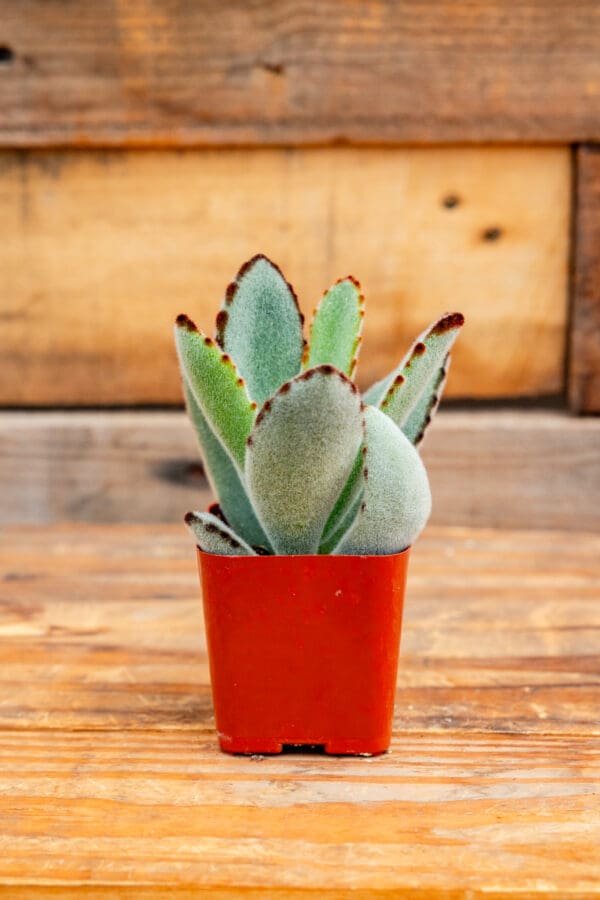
[0,523,598,898]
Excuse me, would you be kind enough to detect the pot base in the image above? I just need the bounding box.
[218,734,389,756]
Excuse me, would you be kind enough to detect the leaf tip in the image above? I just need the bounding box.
[431,312,465,335]
[176,313,197,331]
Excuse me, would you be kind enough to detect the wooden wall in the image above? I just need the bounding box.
[2,146,569,404]
[0,1,598,526]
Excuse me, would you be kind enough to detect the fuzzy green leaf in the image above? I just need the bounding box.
[306,277,364,377]
[246,366,364,555]
[216,254,304,406]
[401,354,450,446]
[185,511,256,556]
[364,313,464,428]
[183,381,272,549]
[334,406,431,556]
[175,315,256,472]
[318,448,364,553]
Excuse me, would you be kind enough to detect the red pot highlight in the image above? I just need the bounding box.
[197,548,409,755]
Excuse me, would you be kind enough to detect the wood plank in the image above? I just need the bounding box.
[0,523,598,895]
[1,147,570,404]
[1,410,598,532]
[569,146,600,412]
[1,2,600,146]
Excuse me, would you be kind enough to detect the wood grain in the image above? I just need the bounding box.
[2,410,598,532]
[1,1,600,146]
[0,523,598,895]
[0,146,570,404]
[569,146,600,413]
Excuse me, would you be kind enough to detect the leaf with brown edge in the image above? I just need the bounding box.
[306,276,365,377]
[215,254,304,406]
[402,354,451,446]
[245,365,364,555]
[364,312,464,439]
[183,379,272,549]
[184,511,256,556]
[175,314,256,473]
[334,406,431,556]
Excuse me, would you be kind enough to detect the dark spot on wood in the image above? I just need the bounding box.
[482,226,502,242]
[442,194,460,209]
[430,312,465,335]
[3,571,38,582]
[0,45,14,64]
[155,459,205,487]
[175,313,197,331]
[261,60,284,75]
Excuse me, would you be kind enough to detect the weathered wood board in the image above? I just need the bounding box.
[570,145,600,413]
[1,1,600,146]
[2,410,598,532]
[0,523,598,895]
[1,147,570,404]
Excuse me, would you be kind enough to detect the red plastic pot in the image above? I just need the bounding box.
[196,548,410,755]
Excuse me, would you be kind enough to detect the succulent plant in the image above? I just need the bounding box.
[175,255,463,557]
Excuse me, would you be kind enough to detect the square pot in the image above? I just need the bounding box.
[197,548,409,755]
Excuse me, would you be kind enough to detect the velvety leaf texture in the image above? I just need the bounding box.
[216,255,304,406]
[364,313,464,431]
[246,366,364,555]
[184,511,256,556]
[402,354,450,446]
[183,381,272,549]
[174,315,256,472]
[334,406,431,555]
[306,277,364,376]
[318,448,364,553]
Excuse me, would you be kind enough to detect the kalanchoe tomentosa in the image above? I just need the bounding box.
[175,255,464,556]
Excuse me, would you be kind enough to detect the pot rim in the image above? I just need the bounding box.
[196,545,411,561]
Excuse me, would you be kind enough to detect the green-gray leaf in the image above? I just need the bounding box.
[318,448,364,553]
[306,276,364,377]
[364,313,464,428]
[334,406,431,556]
[183,380,272,549]
[246,366,364,555]
[185,511,256,556]
[216,254,304,406]
[175,315,256,472]
[401,354,450,446]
